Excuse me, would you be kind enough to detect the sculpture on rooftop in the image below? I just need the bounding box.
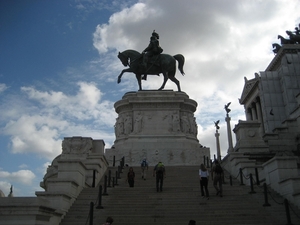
[214,120,220,130]
[224,102,231,114]
[272,24,300,54]
[286,30,300,43]
[117,30,185,92]
[8,185,13,197]
[272,43,281,54]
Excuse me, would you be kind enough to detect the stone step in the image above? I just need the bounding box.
[60,166,300,225]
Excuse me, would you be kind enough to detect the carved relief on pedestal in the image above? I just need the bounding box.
[108,91,206,166]
[171,111,181,133]
[247,129,256,137]
[115,116,124,137]
[133,111,143,133]
[124,113,133,135]
[194,117,198,137]
[190,116,198,136]
[189,116,195,134]
[181,113,190,134]
[62,137,93,154]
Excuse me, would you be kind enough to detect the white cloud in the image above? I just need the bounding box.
[2,82,116,160]
[0,169,36,186]
[0,83,8,93]
[91,0,300,156]
[19,164,28,169]
[4,115,63,159]
[21,82,114,123]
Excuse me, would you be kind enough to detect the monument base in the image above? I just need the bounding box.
[105,90,210,166]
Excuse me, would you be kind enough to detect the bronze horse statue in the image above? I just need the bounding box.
[272,43,281,54]
[286,30,300,43]
[117,49,185,92]
[278,35,296,45]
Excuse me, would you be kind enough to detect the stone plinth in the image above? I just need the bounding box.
[35,137,109,223]
[105,90,210,166]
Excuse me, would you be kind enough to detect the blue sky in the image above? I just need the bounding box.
[0,0,300,196]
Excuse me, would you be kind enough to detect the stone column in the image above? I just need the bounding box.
[255,100,264,135]
[251,106,257,120]
[215,130,221,161]
[246,107,252,121]
[225,114,234,152]
[255,101,262,122]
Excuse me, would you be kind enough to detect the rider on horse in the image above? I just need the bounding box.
[142,30,163,80]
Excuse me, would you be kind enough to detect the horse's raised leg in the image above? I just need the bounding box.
[117,70,125,83]
[117,68,134,83]
[158,72,169,90]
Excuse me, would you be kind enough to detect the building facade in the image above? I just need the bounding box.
[223,44,300,208]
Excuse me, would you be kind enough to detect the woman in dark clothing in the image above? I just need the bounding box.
[127,167,135,187]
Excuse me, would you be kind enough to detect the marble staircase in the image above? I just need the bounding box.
[59,166,300,225]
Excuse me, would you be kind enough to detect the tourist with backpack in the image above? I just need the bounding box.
[212,160,223,197]
[153,161,166,192]
[140,158,149,180]
[126,167,135,187]
[199,164,209,199]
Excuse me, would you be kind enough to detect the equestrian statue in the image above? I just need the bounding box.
[117,30,185,92]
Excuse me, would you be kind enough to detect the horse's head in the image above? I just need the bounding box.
[286,30,292,36]
[118,52,129,67]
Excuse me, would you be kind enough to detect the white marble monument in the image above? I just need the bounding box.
[105,90,210,166]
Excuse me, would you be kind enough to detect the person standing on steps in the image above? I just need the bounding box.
[126,167,135,187]
[199,163,209,199]
[153,161,166,192]
[102,216,113,225]
[212,160,223,197]
[140,158,149,180]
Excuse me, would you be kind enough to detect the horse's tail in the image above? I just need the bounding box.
[173,54,185,76]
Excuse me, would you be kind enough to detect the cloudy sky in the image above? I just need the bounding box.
[1,0,299,196]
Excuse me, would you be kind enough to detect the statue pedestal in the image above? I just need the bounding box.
[105,90,210,166]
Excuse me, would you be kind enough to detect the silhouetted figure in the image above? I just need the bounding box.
[212,160,223,197]
[142,30,163,80]
[224,102,231,114]
[8,185,13,197]
[153,162,165,192]
[126,167,135,187]
[102,216,114,225]
[214,120,220,130]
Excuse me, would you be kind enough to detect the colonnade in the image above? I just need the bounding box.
[246,97,263,123]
